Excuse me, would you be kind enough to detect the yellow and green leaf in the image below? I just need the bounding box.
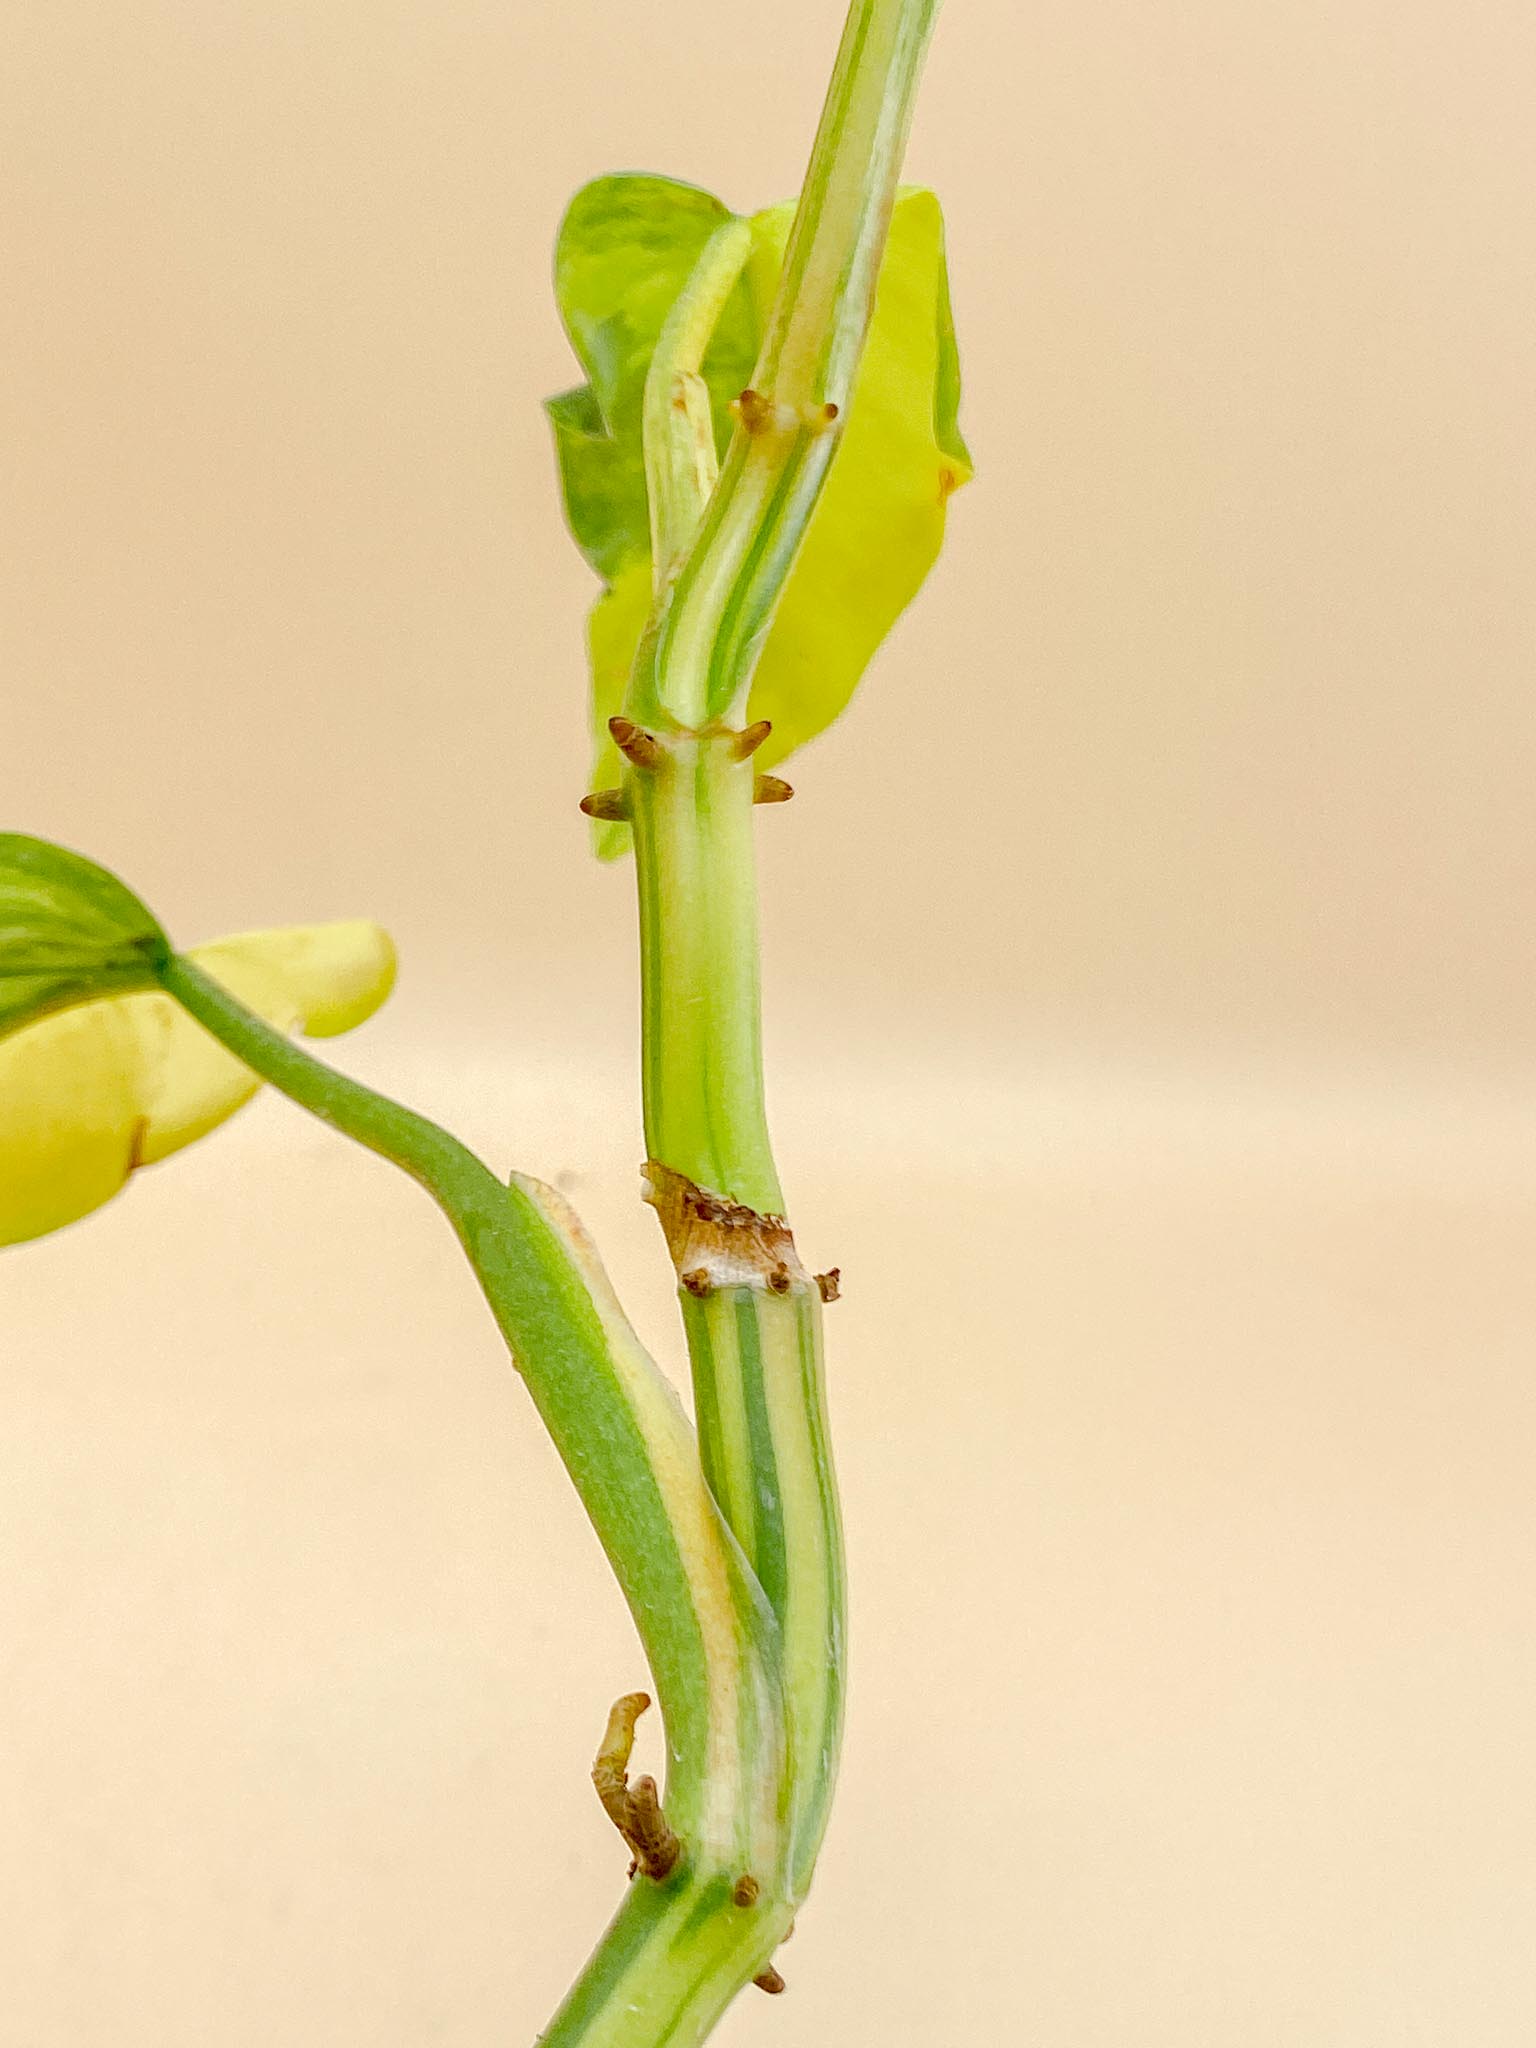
[0,887,396,1247]
[547,179,971,857]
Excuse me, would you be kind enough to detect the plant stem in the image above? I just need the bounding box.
[157,956,788,1875]
[632,0,941,734]
[620,0,938,1913]
[537,1875,794,2048]
[629,731,780,1215]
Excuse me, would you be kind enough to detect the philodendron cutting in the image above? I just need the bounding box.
[0,2,968,2041]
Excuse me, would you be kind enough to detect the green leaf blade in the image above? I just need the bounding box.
[547,176,759,586]
[0,833,170,1040]
[545,382,649,584]
[553,176,745,423]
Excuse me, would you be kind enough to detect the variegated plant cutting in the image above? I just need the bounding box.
[1,3,967,2041]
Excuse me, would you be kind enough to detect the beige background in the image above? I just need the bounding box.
[4,1,1535,2042]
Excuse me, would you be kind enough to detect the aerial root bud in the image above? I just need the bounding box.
[753,1966,787,1995]
[753,775,794,805]
[731,388,838,438]
[731,1874,760,1909]
[608,716,667,771]
[732,719,773,761]
[591,1692,681,1881]
[579,788,629,822]
[815,1268,841,1303]
[732,387,778,435]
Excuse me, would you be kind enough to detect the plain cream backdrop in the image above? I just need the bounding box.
[4,2,1534,2043]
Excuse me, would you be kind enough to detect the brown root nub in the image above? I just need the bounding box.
[811,400,839,429]
[580,787,629,822]
[754,774,794,805]
[733,387,776,435]
[643,1161,808,1294]
[815,1268,842,1303]
[732,719,773,761]
[753,1967,787,1996]
[624,1775,680,1880]
[591,1692,681,1882]
[608,716,666,772]
[732,1875,760,1909]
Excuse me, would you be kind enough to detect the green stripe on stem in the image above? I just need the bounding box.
[683,1283,845,1890]
[626,734,780,1217]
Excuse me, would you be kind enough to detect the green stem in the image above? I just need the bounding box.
[618,0,937,1912]
[683,1283,845,1894]
[628,732,780,1215]
[538,1874,794,2048]
[631,0,941,733]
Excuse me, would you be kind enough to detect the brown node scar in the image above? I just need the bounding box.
[579,788,629,822]
[608,716,667,772]
[732,719,773,762]
[643,1161,808,1294]
[753,1967,787,1996]
[731,1875,760,1909]
[815,1268,841,1303]
[753,775,794,805]
[591,1692,681,1882]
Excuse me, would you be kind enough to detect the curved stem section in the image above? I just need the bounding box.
[621,728,846,1894]
[643,219,754,608]
[157,956,786,1868]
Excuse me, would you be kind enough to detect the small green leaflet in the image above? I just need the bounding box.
[547,177,971,857]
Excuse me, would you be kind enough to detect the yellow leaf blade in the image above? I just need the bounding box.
[0,920,397,1245]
